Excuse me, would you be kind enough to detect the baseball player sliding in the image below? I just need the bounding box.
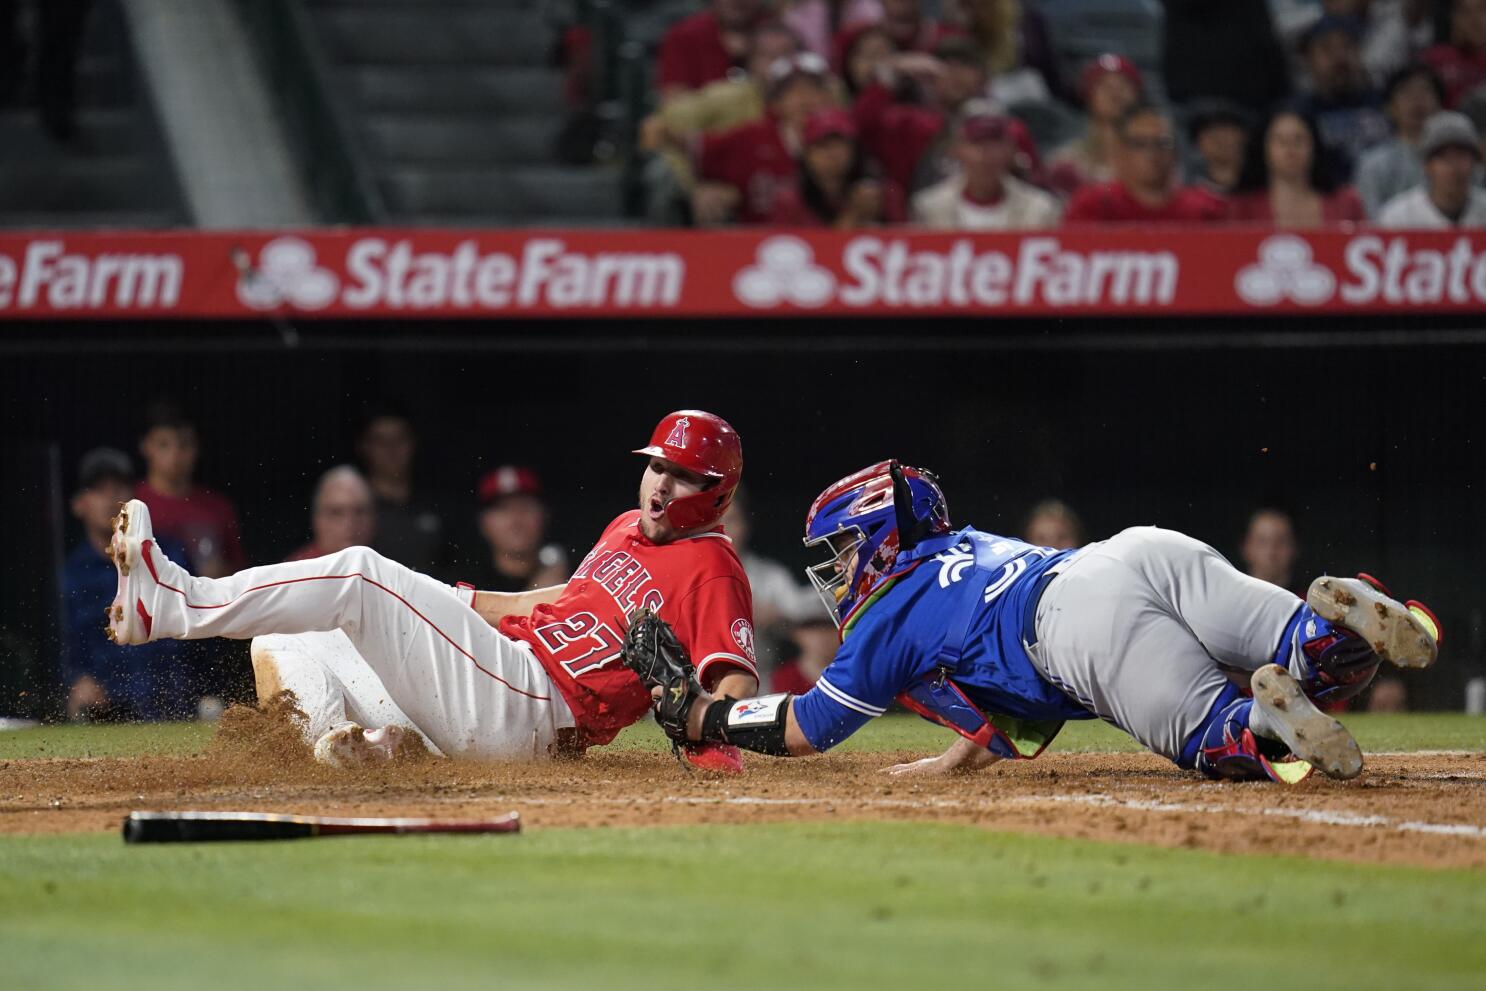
[104,411,759,769]
[622,460,1441,784]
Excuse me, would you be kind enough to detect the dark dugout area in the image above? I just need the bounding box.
[3,313,1482,711]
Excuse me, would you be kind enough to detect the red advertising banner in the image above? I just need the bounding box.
[1,228,1485,320]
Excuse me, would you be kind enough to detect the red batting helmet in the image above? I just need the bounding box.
[632,410,743,531]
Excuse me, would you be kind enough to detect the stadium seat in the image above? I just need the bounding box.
[378,165,624,220]
[0,0,186,229]
[302,0,625,225]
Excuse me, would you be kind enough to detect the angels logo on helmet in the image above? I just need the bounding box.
[664,416,691,449]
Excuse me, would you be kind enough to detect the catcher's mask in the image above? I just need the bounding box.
[803,460,951,629]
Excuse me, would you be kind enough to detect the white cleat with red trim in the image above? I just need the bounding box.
[104,498,190,645]
[313,722,408,767]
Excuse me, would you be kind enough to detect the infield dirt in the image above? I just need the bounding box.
[3,703,1483,870]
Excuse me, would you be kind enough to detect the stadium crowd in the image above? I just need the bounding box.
[632,0,1486,229]
[56,400,1407,723]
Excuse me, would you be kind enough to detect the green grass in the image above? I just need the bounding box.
[2,822,1483,991]
[1,712,1479,761]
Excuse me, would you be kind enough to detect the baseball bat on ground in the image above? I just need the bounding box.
[122,810,521,843]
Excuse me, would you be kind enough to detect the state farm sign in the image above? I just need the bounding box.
[1,227,1485,320]
[734,235,1177,309]
[238,236,685,312]
[0,240,183,311]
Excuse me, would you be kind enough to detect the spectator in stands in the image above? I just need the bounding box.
[912,109,1060,228]
[355,406,445,573]
[63,448,197,721]
[285,465,375,562]
[693,53,838,225]
[135,399,246,578]
[656,0,767,102]
[1230,108,1366,226]
[721,487,821,631]
[1023,498,1085,550]
[1423,0,1486,107]
[1063,104,1228,224]
[783,0,883,59]
[722,487,823,680]
[767,108,905,226]
[1367,676,1409,711]
[466,466,569,593]
[951,0,1063,105]
[1161,0,1292,116]
[1294,15,1393,179]
[1355,63,1446,215]
[831,0,946,69]
[1048,54,1144,199]
[1379,109,1486,224]
[1321,0,1419,85]
[641,20,804,223]
[837,22,896,96]
[1240,507,1299,593]
[855,38,1041,195]
[771,619,837,693]
[1186,100,1254,196]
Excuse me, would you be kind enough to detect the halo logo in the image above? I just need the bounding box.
[1235,235,1335,306]
[732,236,835,308]
[731,618,756,662]
[236,236,339,310]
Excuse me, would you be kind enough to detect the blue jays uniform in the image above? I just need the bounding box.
[793,528,1093,754]
[794,525,1320,767]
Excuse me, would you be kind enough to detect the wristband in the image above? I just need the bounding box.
[700,693,792,757]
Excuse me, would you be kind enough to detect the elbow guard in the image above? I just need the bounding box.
[700,693,793,756]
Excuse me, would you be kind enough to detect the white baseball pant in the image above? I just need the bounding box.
[1027,527,1301,761]
[152,545,575,759]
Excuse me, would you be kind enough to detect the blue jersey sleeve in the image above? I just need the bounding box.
[790,592,931,751]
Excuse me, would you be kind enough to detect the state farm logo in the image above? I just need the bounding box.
[236,236,339,310]
[731,235,1178,309]
[1235,235,1335,306]
[732,236,836,308]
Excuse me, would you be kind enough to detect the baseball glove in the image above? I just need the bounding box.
[620,610,703,745]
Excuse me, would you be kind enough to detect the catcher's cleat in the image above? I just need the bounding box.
[312,722,408,767]
[104,499,189,645]
[1250,664,1362,780]
[1307,575,1439,669]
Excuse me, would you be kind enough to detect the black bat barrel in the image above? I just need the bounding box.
[123,812,318,843]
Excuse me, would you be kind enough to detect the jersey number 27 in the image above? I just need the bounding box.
[533,611,623,678]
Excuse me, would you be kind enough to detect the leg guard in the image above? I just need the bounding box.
[1182,685,1313,784]
[1272,603,1379,704]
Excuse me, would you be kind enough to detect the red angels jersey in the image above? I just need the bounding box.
[499,510,757,745]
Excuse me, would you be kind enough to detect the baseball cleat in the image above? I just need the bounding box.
[1307,576,1438,669]
[682,742,744,775]
[104,499,187,645]
[312,722,408,767]
[1250,664,1362,780]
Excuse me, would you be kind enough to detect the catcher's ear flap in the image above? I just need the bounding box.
[890,460,930,552]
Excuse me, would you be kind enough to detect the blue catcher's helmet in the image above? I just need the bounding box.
[803,460,951,628]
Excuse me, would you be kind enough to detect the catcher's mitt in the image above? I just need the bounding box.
[620,610,703,745]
